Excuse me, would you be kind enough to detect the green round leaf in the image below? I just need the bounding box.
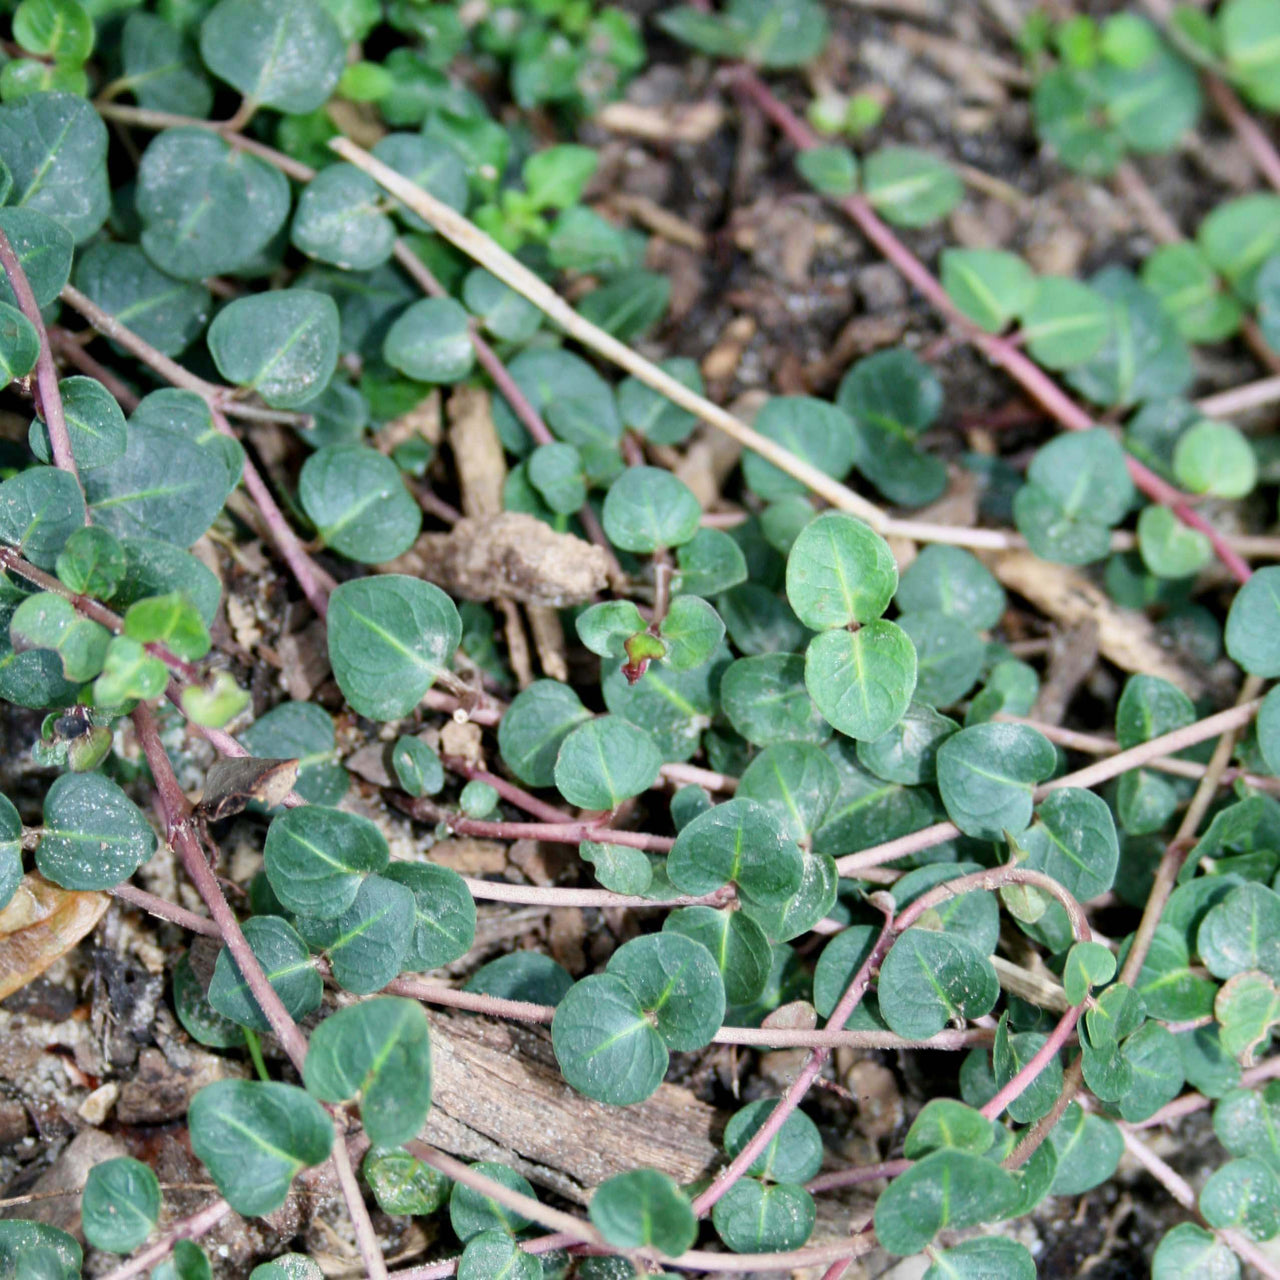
[1226,567,1280,676]
[0,302,38,385]
[551,973,668,1106]
[553,715,662,810]
[1200,1157,1280,1240]
[668,796,804,906]
[804,620,917,741]
[383,862,475,970]
[898,610,984,708]
[785,511,896,629]
[173,951,246,1050]
[738,740,839,841]
[711,1179,814,1253]
[296,873,415,995]
[458,1231,539,1280]
[923,1239,1036,1280]
[327,575,462,721]
[1020,276,1112,370]
[1137,504,1213,579]
[721,652,829,748]
[935,721,1056,840]
[383,298,475,384]
[498,680,591,788]
[1065,268,1192,408]
[862,146,962,227]
[674,527,747,597]
[298,444,420,563]
[373,133,469,230]
[240,700,347,808]
[73,242,210,359]
[1020,787,1119,901]
[904,1099,995,1158]
[390,735,444,797]
[617,358,702,446]
[878,928,999,1039]
[207,915,323,1032]
[589,1169,696,1255]
[208,289,339,410]
[363,1147,449,1216]
[663,906,771,1006]
[527,443,586,517]
[249,1255,324,1280]
[152,1239,211,1280]
[491,349,619,458]
[199,0,344,113]
[80,1157,160,1254]
[304,997,431,1148]
[741,397,858,501]
[723,1098,823,1183]
[1199,193,1280,303]
[1046,1101,1123,1195]
[795,145,858,196]
[874,1148,1020,1255]
[463,268,542,344]
[263,805,389,918]
[1173,419,1257,499]
[291,164,395,271]
[0,209,73,311]
[450,1162,534,1242]
[602,466,701,552]
[581,840,653,895]
[0,1222,80,1280]
[856,701,956,787]
[1152,1222,1240,1280]
[606,932,725,1051]
[0,466,86,569]
[465,952,572,1006]
[37,772,157,890]
[1198,882,1280,980]
[120,12,213,117]
[188,1079,333,1218]
[895,544,1005,631]
[940,248,1036,333]
[659,595,725,673]
[137,129,290,280]
[0,93,109,243]
[1142,241,1243,343]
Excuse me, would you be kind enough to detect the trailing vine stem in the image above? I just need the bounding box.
[727,65,1254,586]
[0,228,80,492]
[130,703,390,1280]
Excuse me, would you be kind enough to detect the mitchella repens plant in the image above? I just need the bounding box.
[0,0,1278,1277]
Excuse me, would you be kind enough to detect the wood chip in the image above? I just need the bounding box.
[608,193,706,250]
[387,513,610,607]
[427,839,508,875]
[448,386,505,518]
[424,1011,723,1202]
[990,551,1205,697]
[596,99,724,144]
[525,604,569,682]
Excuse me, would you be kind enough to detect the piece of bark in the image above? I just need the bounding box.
[526,604,568,681]
[387,513,610,607]
[990,551,1206,697]
[448,387,505,519]
[423,1011,723,1203]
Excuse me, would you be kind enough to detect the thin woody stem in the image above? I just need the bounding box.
[0,229,81,492]
[97,1198,233,1280]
